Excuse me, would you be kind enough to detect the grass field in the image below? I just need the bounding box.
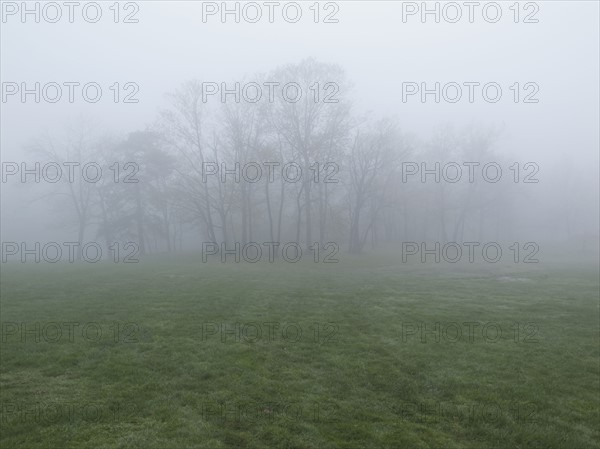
[1,252,599,448]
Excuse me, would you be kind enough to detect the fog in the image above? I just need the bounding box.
[2,3,600,448]
[1,1,598,259]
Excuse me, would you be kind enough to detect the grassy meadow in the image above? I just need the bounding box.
[1,251,598,448]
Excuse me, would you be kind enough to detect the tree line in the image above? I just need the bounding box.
[22,58,588,258]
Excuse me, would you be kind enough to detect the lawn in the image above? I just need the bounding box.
[1,252,598,448]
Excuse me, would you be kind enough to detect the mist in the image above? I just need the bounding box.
[1,2,599,448]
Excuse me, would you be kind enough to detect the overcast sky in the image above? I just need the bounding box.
[1,1,599,241]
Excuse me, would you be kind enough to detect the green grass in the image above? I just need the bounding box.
[1,253,599,448]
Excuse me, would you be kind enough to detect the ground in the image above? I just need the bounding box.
[1,252,598,448]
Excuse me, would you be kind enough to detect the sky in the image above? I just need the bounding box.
[1,0,599,241]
